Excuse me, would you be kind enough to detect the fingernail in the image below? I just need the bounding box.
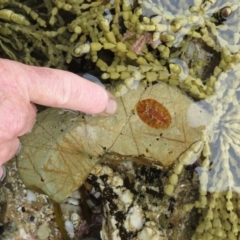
[105,97,117,115]
[99,92,117,116]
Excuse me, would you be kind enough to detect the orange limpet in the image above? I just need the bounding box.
[136,99,172,129]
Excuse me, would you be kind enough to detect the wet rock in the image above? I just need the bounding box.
[17,82,207,203]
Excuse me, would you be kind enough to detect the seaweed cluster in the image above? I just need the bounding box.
[164,61,240,240]
[0,0,239,98]
[190,62,240,240]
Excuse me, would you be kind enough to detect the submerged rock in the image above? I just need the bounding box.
[17,82,207,203]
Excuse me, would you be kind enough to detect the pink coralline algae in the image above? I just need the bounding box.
[122,31,162,54]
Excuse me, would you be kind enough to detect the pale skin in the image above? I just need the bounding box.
[0,59,117,179]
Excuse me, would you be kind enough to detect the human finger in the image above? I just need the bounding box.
[0,138,20,166]
[7,60,117,114]
[0,95,37,141]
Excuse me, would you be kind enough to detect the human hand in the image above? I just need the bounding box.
[0,59,117,179]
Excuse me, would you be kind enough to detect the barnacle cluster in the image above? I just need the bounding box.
[88,161,201,240]
[89,164,169,240]
[3,0,240,239]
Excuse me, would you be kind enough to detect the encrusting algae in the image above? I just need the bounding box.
[1,0,240,239]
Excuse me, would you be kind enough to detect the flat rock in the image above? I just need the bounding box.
[17,82,206,203]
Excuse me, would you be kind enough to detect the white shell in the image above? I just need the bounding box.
[124,205,145,231]
[71,212,81,228]
[67,197,79,206]
[27,190,37,202]
[65,220,74,238]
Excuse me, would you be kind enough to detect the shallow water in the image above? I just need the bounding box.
[1,0,240,239]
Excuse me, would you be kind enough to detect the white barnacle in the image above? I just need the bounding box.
[109,175,124,187]
[70,213,81,229]
[65,220,74,238]
[134,221,167,240]
[26,190,37,202]
[66,197,79,206]
[119,189,134,205]
[124,205,145,232]
[101,165,114,176]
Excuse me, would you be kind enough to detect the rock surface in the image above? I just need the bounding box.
[17,82,206,203]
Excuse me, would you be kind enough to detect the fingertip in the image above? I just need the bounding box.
[25,66,115,114]
[105,97,118,115]
[98,91,117,115]
[1,59,117,115]
[0,138,20,165]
